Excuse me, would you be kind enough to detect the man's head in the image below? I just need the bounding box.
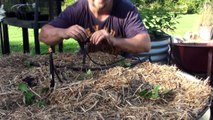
[89,0,113,12]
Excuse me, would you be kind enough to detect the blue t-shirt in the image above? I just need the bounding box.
[49,0,147,54]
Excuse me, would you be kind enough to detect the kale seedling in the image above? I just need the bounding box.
[139,84,160,99]
[18,82,35,105]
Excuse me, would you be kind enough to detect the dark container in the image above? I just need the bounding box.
[172,43,213,74]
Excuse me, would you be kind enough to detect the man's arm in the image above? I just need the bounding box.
[110,33,151,53]
[39,24,66,46]
[39,24,88,46]
[90,29,151,54]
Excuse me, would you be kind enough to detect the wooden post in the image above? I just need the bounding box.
[34,0,40,54]
[2,23,10,54]
[0,22,5,54]
[22,28,30,53]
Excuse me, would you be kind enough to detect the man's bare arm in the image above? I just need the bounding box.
[110,33,151,53]
[90,29,151,53]
[39,24,67,46]
[39,24,88,46]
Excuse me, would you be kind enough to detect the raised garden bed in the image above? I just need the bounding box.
[0,52,211,119]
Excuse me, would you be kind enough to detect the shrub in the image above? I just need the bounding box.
[62,0,76,9]
[177,0,205,14]
[133,0,180,40]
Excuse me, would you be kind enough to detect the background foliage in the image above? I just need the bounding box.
[62,0,206,14]
[177,0,205,14]
[132,0,205,14]
[130,0,207,40]
[131,0,180,40]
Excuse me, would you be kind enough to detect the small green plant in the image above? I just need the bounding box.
[118,60,131,68]
[37,99,47,108]
[139,84,160,99]
[138,83,175,100]
[23,60,32,68]
[78,69,93,80]
[86,69,93,77]
[18,82,35,105]
[18,82,48,107]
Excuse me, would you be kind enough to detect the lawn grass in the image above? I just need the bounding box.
[3,14,200,54]
[6,26,79,54]
[167,14,200,36]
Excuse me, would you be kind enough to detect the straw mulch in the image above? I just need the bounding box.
[0,52,211,120]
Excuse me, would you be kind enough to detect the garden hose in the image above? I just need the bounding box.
[81,37,150,68]
[48,47,63,89]
[48,37,150,89]
[81,36,127,67]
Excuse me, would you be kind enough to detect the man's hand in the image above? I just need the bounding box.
[65,25,88,42]
[90,29,112,45]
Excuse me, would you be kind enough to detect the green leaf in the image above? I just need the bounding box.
[118,60,131,68]
[23,60,32,68]
[77,74,85,80]
[86,69,92,75]
[24,91,35,105]
[139,90,152,98]
[86,69,93,78]
[118,60,125,66]
[139,90,147,97]
[124,63,131,68]
[152,84,160,99]
[18,82,29,93]
[38,99,47,108]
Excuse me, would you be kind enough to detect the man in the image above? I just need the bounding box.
[39,0,151,56]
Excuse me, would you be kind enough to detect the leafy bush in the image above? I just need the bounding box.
[177,0,205,14]
[133,0,180,40]
[62,0,76,9]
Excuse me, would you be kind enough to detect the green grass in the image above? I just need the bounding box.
[6,26,79,54]
[167,14,200,36]
[4,14,200,54]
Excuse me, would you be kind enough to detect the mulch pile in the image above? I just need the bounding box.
[0,52,211,120]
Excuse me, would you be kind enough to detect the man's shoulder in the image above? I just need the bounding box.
[116,0,135,9]
[112,0,137,16]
